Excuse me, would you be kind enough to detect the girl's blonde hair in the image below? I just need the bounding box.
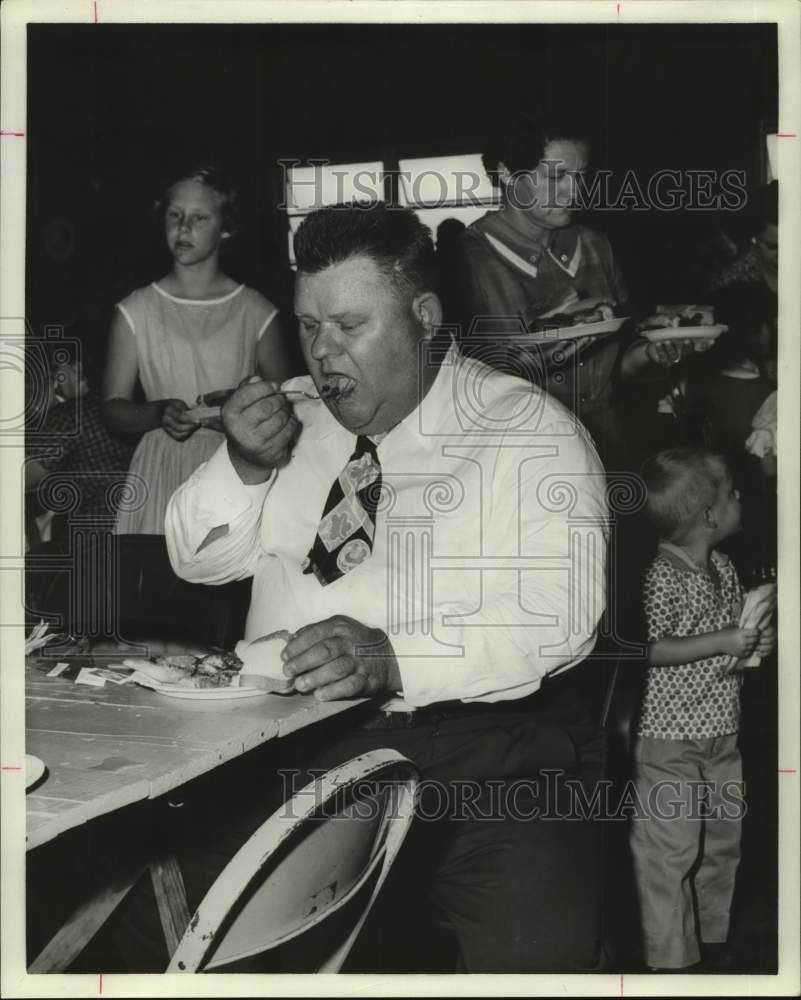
[155,163,239,236]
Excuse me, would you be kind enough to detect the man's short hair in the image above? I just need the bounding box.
[293,202,437,299]
[641,448,729,540]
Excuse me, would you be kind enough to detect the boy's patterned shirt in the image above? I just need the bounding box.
[639,545,744,740]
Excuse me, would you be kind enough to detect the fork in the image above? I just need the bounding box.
[282,389,322,401]
[242,377,322,402]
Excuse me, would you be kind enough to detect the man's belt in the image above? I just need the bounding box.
[358,664,594,731]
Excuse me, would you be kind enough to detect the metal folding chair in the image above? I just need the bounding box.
[167,749,419,973]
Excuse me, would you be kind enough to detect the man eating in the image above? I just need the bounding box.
[166,202,609,972]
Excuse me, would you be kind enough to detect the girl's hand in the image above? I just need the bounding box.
[644,338,695,368]
[162,399,200,441]
[719,626,760,658]
[200,415,225,433]
[754,623,777,658]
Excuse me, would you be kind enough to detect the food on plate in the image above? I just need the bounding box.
[235,630,295,694]
[172,671,242,689]
[123,659,191,685]
[194,651,241,675]
[125,649,245,689]
[528,300,616,333]
[126,640,296,693]
[636,304,716,333]
[154,654,198,671]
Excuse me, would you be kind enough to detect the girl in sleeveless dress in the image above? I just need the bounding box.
[102,165,292,535]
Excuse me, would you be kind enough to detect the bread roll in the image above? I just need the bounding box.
[235,630,295,694]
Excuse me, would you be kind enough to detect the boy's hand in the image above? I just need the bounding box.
[719,626,760,658]
[754,623,777,657]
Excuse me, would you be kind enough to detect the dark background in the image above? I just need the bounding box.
[23,20,780,973]
[26,21,777,376]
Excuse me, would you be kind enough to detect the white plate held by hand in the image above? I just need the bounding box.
[640,324,726,344]
[523,316,629,344]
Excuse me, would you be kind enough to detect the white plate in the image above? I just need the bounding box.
[133,675,270,701]
[640,324,727,344]
[523,316,629,343]
[25,754,46,790]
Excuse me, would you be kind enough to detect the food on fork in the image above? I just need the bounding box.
[319,376,356,402]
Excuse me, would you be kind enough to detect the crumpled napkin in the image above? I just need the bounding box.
[726,583,777,670]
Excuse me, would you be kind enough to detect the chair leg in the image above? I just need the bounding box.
[28,862,147,973]
[150,853,191,956]
[599,659,621,729]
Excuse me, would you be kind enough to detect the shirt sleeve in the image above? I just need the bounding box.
[389,412,609,706]
[643,559,683,642]
[251,291,279,342]
[448,233,520,337]
[165,441,275,585]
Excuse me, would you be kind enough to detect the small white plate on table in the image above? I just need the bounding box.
[25,754,46,790]
[522,316,629,344]
[640,324,727,344]
[132,675,271,702]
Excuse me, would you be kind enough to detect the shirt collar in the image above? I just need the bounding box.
[658,540,729,573]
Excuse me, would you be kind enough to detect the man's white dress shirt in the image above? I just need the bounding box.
[166,347,608,708]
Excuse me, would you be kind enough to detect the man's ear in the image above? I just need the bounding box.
[703,507,718,530]
[413,290,443,340]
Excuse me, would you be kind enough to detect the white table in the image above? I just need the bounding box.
[25,658,362,970]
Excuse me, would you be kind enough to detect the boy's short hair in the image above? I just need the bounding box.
[641,448,729,540]
[293,202,437,300]
[156,163,239,235]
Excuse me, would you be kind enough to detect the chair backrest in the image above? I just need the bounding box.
[116,534,252,648]
[167,748,419,974]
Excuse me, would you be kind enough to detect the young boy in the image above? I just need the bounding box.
[630,448,776,971]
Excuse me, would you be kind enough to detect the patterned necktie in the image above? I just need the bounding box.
[302,436,382,586]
